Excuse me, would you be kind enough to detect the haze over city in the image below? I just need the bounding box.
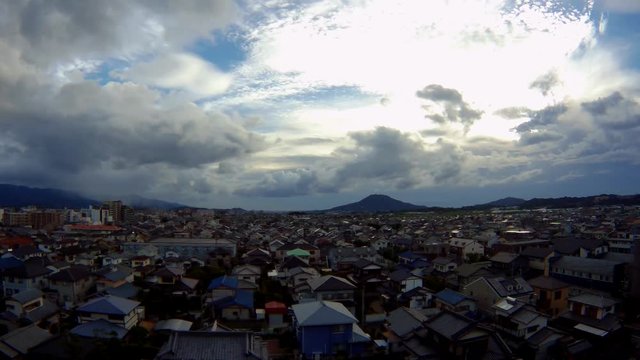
[1,0,640,210]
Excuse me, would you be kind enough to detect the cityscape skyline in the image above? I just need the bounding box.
[1,1,640,210]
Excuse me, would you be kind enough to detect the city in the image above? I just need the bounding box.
[0,198,638,359]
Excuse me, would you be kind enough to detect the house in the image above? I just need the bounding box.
[302,275,357,312]
[232,264,262,285]
[0,324,53,359]
[76,295,145,330]
[208,275,255,320]
[384,306,429,354]
[130,255,152,268]
[351,258,384,289]
[552,238,608,258]
[528,275,570,318]
[490,252,528,277]
[291,300,370,359]
[452,261,493,290]
[95,264,134,291]
[463,276,534,311]
[242,248,272,267]
[155,331,267,360]
[70,319,129,340]
[433,288,477,314]
[275,242,321,264]
[549,256,625,292]
[265,301,287,329]
[521,247,555,276]
[2,258,51,296]
[47,265,95,307]
[3,288,58,326]
[448,238,484,259]
[424,311,508,359]
[492,297,548,339]
[557,293,621,338]
[432,256,457,274]
[389,269,423,293]
[397,286,434,310]
[328,246,382,271]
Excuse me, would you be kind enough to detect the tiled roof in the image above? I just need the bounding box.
[155,331,260,360]
[527,275,568,290]
[49,266,92,282]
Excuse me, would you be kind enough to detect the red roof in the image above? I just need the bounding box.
[265,301,287,314]
[0,237,34,248]
[67,224,122,232]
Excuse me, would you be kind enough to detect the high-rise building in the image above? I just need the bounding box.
[103,200,124,224]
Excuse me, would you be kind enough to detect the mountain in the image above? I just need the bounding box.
[0,184,189,210]
[463,197,526,210]
[121,195,188,210]
[520,194,640,209]
[327,194,428,212]
[0,184,98,208]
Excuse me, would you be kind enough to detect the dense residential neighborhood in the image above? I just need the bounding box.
[0,200,639,359]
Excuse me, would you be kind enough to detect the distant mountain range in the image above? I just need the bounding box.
[2,183,640,212]
[464,194,640,210]
[0,184,187,210]
[327,194,430,212]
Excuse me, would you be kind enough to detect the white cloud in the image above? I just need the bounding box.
[115,53,232,97]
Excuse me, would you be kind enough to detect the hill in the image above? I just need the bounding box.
[327,194,428,213]
[0,184,98,208]
[463,197,526,210]
[0,184,189,210]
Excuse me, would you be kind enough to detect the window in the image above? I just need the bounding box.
[332,324,346,333]
[554,291,562,300]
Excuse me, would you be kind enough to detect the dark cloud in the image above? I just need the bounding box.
[235,168,322,197]
[518,131,564,145]
[514,104,568,133]
[581,92,624,115]
[416,84,483,127]
[2,0,236,66]
[529,71,559,96]
[494,107,530,119]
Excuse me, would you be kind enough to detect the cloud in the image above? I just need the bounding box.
[529,71,560,96]
[235,168,322,197]
[115,53,232,97]
[416,84,483,128]
[514,104,568,133]
[581,91,624,115]
[1,0,236,68]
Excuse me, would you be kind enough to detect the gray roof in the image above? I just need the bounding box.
[308,275,355,292]
[10,288,42,304]
[292,300,357,326]
[387,307,427,337]
[0,324,52,356]
[486,277,533,297]
[456,262,491,277]
[426,311,474,340]
[528,275,569,290]
[155,331,261,360]
[552,256,622,276]
[490,252,520,264]
[569,293,618,308]
[155,319,194,332]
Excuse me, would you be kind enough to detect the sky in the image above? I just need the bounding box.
[1,0,640,210]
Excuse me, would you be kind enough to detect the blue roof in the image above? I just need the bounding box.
[435,288,468,305]
[77,295,140,316]
[208,275,239,290]
[71,319,128,339]
[0,256,23,270]
[212,289,254,309]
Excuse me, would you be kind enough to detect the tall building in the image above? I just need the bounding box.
[103,200,123,224]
